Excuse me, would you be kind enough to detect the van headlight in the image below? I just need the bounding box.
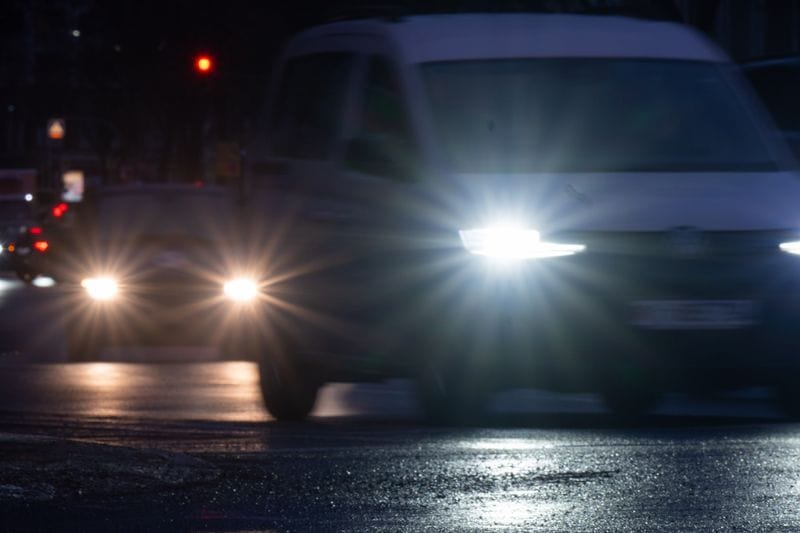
[81,277,119,301]
[223,278,259,302]
[780,241,800,255]
[459,226,585,259]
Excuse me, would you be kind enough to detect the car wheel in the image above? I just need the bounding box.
[258,356,319,422]
[417,362,490,426]
[16,270,36,284]
[219,335,260,361]
[65,330,102,362]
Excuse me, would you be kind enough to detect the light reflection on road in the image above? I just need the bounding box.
[463,438,555,451]
[466,498,564,530]
[0,360,787,424]
[3,362,415,422]
[83,362,126,391]
[60,363,417,421]
[25,362,269,421]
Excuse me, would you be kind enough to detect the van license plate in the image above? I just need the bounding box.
[630,300,760,330]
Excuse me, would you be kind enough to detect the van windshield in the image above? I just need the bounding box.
[422,59,778,173]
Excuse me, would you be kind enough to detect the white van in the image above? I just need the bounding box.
[245,13,800,422]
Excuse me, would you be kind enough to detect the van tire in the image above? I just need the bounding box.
[258,356,319,422]
[417,363,489,426]
[602,386,660,421]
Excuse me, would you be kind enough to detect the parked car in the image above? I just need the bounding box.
[4,224,54,283]
[58,183,257,361]
[0,196,45,282]
[243,13,800,423]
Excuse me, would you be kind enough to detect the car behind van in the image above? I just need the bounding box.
[57,184,259,361]
[245,13,800,423]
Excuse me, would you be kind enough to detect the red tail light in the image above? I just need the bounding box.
[29,226,42,235]
[52,202,69,218]
[33,240,49,253]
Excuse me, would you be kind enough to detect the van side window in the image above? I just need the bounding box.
[269,53,355,160]
[346,56,418,180]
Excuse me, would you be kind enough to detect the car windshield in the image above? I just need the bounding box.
[422,58,777,173]
[90,188,234,241]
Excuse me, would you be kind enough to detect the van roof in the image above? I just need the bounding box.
[293,14,727,63]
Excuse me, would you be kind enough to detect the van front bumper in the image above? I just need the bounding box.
[372,248,800,391]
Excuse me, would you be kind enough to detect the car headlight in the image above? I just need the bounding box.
[81,277,119,301]
[459,226,585,259]
[223,278,259,302]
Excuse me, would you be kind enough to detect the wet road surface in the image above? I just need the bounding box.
[3,276,800,531]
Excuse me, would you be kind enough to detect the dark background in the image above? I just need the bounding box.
[0,0,796,189]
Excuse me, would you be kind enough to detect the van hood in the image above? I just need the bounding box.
[443,171,800,233]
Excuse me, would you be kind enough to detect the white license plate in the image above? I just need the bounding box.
[630,300,760,330]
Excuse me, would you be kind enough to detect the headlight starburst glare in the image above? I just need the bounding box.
[81,277,119,301]
[459,226,585,259]
[223,278,259,302]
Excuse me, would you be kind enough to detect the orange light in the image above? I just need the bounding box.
[47,119,65,140]
[29,226,42,235]
[195,55,213,74]
[7,244,15,253]
[33,241,49,253]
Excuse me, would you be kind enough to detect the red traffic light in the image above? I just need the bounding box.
[194,54,214,74]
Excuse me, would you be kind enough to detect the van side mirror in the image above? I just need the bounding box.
[344,136,420,182]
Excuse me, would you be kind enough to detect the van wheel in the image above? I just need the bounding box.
[258,356,319,421]
[417,362,489,426]
[602,386,661,421]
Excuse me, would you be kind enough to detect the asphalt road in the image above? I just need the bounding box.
[3,275,800,532]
